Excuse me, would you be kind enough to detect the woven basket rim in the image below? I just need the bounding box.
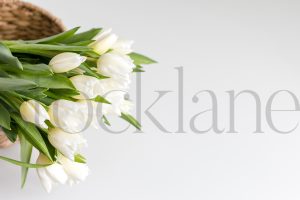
[0,0,66,32]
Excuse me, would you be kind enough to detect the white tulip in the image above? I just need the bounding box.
[20,100,50,129]
[36,154,68,193]
[73,94,131,128]
[72,100,100,130]
[48,100,90,133]
[97,77,131,95]
[97,52,135,88]
[101,91,132,116]
[112,39,134,54]
[70,75,103,99]
[90,29,118,55]
[92,28,112,41]
[70,74,131,100]
[97,52,135,76]
[49,52,86,73]
[58,155,89,186]
[76,98,130,129]
[48,128,87,160]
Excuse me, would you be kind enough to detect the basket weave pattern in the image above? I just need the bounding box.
[0,0,65,40]
[0,0,65,147]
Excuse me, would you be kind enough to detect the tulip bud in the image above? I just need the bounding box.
[58,155,89,186]
[90,29,118,55]
[49,52,86,73]
[48,128,87,160]
[36,154,68,193]
[97,52,135,88]
[20,100,50,129]
[112,39,134,54]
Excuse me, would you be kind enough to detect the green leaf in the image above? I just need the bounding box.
[49,88,80,97]
[45,120,55,129]
[93,95,111,104]
[2,125,17,142]
[0,43,22,70]
[0,156,50,168]
[0,78,37,91]
[19,129,33,188]
[38,128,57,162]
[37,97,56,106]
[2,124,18,143]
[17,74,75,90]
[80,64,108,79]
[11,113,52,160]
[0,92,23,111]
[28,27,80,44]
[74,154,87,164]
[120,113,141,130]
[17,88,48,100]
[133,65,145,72]
[133,69,145,72]
[9,43,90,52]
[83,51,100,58]
[63,28,102,44]
[67,40,95,46]
[2,129,17,143]
[0,103,11,130]
[18,56,42,64]
[0,69,10,77]
[22,64,53,76]
[64,69,85,77]
[0,63,53,76]
[44,90,77,101]
[129,52,157,65]
[102,115,111,126]
[10,49,58,58]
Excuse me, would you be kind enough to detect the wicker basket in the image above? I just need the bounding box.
[0,0,65,40]
[0,0,65,147]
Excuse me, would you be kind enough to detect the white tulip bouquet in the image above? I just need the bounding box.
[0,27,155,192]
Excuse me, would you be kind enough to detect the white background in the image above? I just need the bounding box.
[1,0,300,199]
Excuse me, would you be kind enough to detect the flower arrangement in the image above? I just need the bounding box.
[0,27,155,192]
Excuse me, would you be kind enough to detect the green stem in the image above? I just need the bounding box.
[9,49,56,58]
[1,40,24,46]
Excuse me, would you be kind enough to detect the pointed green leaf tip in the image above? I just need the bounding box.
[63,28,102,44]
[19,130,33,188]
[29,27,81,44]
[0,156,50,168]
[93,95,111,104]
[121,113,141,130]
[74,154,87,164]
[0,78,37,91]
[129,52,157,65]
[0,43,22,70]
[0,104,11,130]
[11,113,52,160]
